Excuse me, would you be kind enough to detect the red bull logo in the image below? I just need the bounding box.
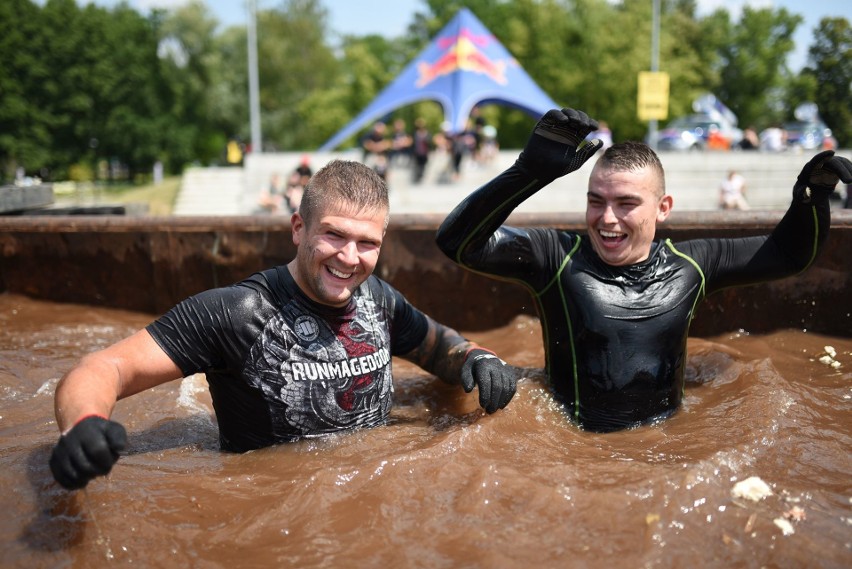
[416,28,508,87]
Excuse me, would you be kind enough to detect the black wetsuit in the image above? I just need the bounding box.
[147,266,428,452]
[436,163,830,432]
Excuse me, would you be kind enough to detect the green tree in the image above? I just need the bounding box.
[7,0,182,179]
[93,4,173,176]
[714,6,801,129]
[587,0,661,142]
[802,17,852,146]
[36,0,166,178]
[496,0,591,144]
[663,2,727,117]
[155,0,227,167]
[255,0,339,150]
[0,0,52,180]
[194,25,247,163]
[37,0,96,177]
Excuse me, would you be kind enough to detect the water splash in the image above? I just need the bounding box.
[82,488,114,560]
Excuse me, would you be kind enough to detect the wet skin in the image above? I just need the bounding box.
[289,204,387,307]
[585,165,673,267]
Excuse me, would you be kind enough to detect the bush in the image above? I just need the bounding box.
[68,162,94,182]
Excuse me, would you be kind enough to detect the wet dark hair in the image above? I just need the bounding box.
[596,141,666,196]
[299,160,389,227]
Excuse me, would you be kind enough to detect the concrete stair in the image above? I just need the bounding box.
[172,149,851,216]
[173,167,246,216]
[385,149,838,213]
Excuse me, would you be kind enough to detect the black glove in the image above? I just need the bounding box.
[49,416,127,490]
[515,107,604,181]
[460,349,517,414]
[794,150,852,202]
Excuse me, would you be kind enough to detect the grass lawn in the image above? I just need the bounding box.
[54,176,182,215]
[101,176,182,215]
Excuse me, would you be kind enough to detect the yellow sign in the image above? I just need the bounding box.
[637,71,670,121]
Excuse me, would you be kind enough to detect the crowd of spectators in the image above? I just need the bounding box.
[359,111,499,187]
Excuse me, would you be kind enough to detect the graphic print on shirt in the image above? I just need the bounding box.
[243,293,394,438]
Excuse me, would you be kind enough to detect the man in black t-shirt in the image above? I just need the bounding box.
[50,160,519,490]
[437,107,852,432]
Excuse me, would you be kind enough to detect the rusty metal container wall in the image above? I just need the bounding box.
[1,211,850,337]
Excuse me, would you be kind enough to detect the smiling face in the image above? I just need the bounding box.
[289,201,387,307]
[586,160,672,266]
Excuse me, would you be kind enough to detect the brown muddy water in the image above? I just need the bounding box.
[1,292,850,568]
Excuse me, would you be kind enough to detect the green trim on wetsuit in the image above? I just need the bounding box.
[542,237,583,421]
[806,205,820,271]
[453,178,541,267]
[664,239,707,398]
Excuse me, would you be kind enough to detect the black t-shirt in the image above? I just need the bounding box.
[437,162,830,432]
[147,266,428,451]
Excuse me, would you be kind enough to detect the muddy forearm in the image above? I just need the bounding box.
[402,317,479,385]
[54,355,123,433]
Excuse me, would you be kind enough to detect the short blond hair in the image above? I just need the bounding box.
[299,160,389,226]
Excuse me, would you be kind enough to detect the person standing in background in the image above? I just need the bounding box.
[411,118,432,184]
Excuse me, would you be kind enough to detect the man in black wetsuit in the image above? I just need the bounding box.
[50,160,519,490]
[436,107,852,433]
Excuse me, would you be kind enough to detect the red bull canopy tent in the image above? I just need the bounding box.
[317,8,559,151]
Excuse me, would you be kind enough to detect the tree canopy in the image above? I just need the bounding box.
[1,0,848,182]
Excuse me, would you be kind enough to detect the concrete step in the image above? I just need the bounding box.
[174,167,245,215]
[172,149,850,215]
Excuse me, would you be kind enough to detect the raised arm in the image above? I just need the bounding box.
[770,150,852,266]
[436,108,602,262]
[400,315,520,414]
[50,329,184,490]
[693,151,852,291]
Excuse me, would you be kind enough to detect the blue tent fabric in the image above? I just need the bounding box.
[317,8,559,151]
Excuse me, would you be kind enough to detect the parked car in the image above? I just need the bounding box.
[784,120,834,151]
[653,114,743,151]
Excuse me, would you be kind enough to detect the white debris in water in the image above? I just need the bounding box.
[731,476,773,502]
[816,346,842,369]
[773,517,795,536]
